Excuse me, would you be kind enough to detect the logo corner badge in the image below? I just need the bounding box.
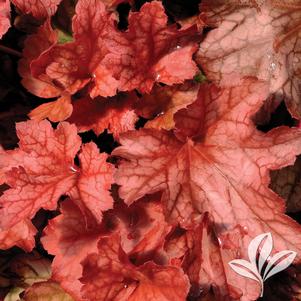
[228,232,296,297]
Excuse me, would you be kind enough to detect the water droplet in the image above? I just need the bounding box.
[242,226,248,234]
[175,45,181,49]
[269,62,276,71]
[69,165,78,173]
[217,237,223,248]
[267,53,277,73]
[124,284,128,289]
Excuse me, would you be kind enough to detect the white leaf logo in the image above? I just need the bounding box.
[228,232,296,297]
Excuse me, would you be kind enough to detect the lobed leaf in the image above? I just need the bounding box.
[0,120,114,231]
[114,77,301,297]
[80,233,190,301]
[197,0,301,117]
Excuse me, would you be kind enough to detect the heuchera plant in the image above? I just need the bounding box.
[1,0,301,300]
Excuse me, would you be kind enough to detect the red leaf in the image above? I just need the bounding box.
[32,0,118,98]
[31,1,199,96]
[29,94,73,122]
[18,21,74,123]
[179,215,251,300]
[113,78,301,292]
[18,20,61,98]
[135,81,199,130]
[0,120,114,232]
[0,0,10,39]
[80,233,190,301]
[163,227,188,267]
[42,199,104,300]
[111,194,172,265]
[0,147,30,185]
[100,0,132,10]
[11,0,62,19]
[41,194,168,299]
[197,0,301,117]
[0,120,80,229]
[76,142,114,222]
[68,93,138,139]
[105,1,199,93]
[0,219,37,252]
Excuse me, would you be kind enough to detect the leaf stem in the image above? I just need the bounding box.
[0,45,22,57]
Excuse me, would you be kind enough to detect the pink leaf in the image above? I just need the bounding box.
[0,0,10,39]
[197,0,301,117]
